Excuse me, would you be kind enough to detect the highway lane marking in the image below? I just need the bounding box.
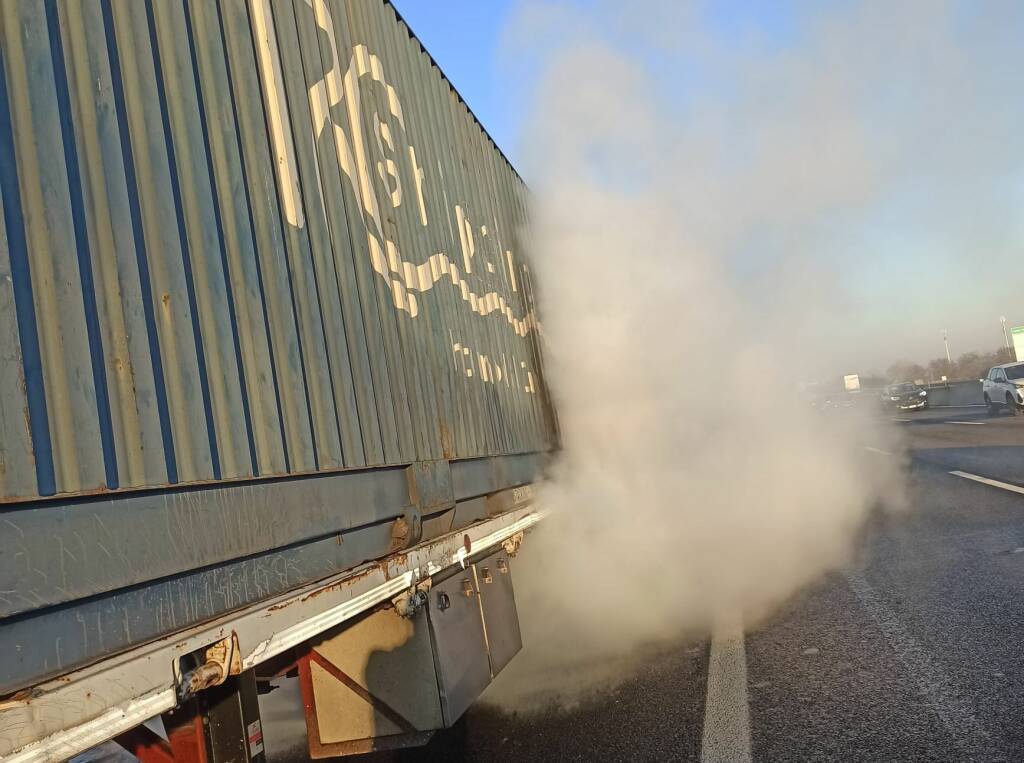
[892,418,912,423]
[949,470,1024,495]
[944,420,985,425]
[701,615,751,763]
[864,447,893,456]
[845,570,997,759]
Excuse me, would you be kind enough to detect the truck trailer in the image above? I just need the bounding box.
[0,0,557,759]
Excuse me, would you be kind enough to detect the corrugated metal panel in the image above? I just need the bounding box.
[0,0,556,504]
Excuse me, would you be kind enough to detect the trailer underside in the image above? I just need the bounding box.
[0,500,542,762]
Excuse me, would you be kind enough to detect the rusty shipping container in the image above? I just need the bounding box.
[0,0,557,694]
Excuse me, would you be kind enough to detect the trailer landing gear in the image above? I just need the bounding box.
[117,670,266,763]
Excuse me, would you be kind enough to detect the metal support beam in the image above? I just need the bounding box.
[204,671,266,763]
[163,704,208,763]
[157,671,265,763]
[114,727,175,763]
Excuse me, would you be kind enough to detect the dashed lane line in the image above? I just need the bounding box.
[844,570,998,760]
[949,470,1024,496]
[944,420,985,425]
[864,446,893,456]
[701,615,751,763]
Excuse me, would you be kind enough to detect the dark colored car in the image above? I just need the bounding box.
[883,382,929,411]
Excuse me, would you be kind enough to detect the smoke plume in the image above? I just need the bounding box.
[476,0,1024,705]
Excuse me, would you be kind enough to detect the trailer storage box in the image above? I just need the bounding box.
[300,547,522,757]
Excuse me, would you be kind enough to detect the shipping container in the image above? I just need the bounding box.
[0,0,556,702]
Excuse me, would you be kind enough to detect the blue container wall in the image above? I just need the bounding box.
[0,0,557,503]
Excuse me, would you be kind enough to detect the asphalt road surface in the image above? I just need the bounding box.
[306,403,1024,763]
[81,402,1024,763]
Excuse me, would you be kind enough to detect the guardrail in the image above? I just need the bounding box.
[922,381,984,406]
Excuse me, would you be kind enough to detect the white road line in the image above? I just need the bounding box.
[949,470,1024,495]
[864,446,892,456]
[945,420,985,425]
[845,571,996,759]
[701,616,752,763]
[892,418,912,423]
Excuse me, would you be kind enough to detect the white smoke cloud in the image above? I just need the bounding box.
[479,0,1017,706]
[499,0,1024,374]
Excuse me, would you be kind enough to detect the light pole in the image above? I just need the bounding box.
[943,329,951,369]
[1001,316,1011,355]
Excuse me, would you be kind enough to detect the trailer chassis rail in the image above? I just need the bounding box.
[0,507,544,763]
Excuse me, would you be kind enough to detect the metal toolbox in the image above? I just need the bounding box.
[301,546,523,756]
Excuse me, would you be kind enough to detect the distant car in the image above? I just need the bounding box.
[883,382,929,411]
[982,362,1024,416]
[807,388,857,413]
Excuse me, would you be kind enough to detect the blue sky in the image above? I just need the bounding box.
[391,0,802,166]
[391,0,521,160]
[390,1,1024,372]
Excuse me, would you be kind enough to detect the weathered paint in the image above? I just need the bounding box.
[0,506,544,761]
[0,0,556,503]
[0,449,545,695]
